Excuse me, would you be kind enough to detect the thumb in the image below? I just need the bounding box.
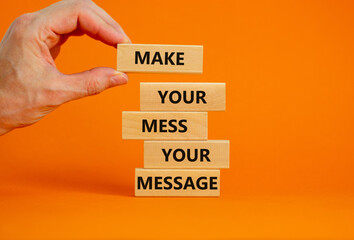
[61,67,128,101]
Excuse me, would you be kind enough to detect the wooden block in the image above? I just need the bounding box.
[135,168,220,197]
[117,44,203,73]
[140,83,226,111]
[144,140,229,169]
[122,111,207,140]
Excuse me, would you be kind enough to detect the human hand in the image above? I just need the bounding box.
[0,0,130,136]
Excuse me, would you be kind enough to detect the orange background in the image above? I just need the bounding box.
[1,0,354,239]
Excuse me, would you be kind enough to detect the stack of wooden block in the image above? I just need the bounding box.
[119,44,229,197]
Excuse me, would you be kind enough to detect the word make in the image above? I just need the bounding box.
[117,44,203,73]
[135,51,184,65]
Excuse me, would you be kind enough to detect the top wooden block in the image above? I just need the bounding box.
[117,44,203,73]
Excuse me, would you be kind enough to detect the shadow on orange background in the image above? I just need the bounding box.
[0,0,354,239]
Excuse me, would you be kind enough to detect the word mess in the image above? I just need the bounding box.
[142,119,187,133]
[122,112,207,140]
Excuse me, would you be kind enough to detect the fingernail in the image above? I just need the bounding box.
[123,35,131,43]
[111,71,128,85]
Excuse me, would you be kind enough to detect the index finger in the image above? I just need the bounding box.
[37,0,130,47]
[89,1,131,43]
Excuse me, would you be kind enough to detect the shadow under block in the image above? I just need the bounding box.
[122,111,208,140]
[144,140,229,169]
[140,83,226,111]
[135,169,220,197]
[117,44,203,73]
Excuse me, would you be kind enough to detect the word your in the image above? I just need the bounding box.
[158,90,207,104]
[162,148,211,162]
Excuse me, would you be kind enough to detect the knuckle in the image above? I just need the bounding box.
[71,0,93,9]
[13,13,35,27]
[35,72,68,107]
[39,89,63,107]
[11,13,37,41]
[86,78,103,96]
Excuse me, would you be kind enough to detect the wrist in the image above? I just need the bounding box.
[0,127,9,136]
[0,119,10,135]
[0,114,10,136]
[0,97,11,136]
